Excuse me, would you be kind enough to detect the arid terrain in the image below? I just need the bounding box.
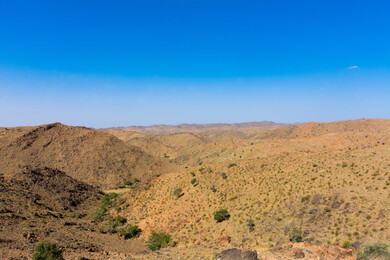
[1,119,390,259]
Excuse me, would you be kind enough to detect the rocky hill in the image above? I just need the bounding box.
[0,123,177,188]
[0,166,148,259]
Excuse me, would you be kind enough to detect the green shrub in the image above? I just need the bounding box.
[221,172,228,179]
[99,220,119,234]
[228,163,237,168]
[118,224,141,239]
[93,205,107,221]
[101,193,118,206]
[357,242,390,260]
[173,188,183,198]
[210,185,217,192]
[147,231,172,251]
[114,215,127,224]
[191,178,197,185]
[125,180,133,186]
[301,195,310,202]
[289,228,303,243]
[342,240,352,249]
[93,193,119,221]
[214,209,230,222]
[247,219,255,232]
[32,241,62,260]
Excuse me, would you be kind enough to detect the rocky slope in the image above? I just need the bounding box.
[0,123,177,188]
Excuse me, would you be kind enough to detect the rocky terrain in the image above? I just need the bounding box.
[1,119,390,259]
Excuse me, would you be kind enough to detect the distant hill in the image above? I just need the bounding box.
[110,121,288,136]
[0,123,177,188]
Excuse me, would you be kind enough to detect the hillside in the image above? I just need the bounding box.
[115,119,390,256]
[0,123,177,188]
[0,167,148,259]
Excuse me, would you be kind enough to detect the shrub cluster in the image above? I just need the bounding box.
[32,241,62,260]
[289,228,303,243]
[147,231,172,251]
[93,193,118,221]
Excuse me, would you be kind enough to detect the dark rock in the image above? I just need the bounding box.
[215,248,258,260]
[294,250,305,258]
[352,241,361,249]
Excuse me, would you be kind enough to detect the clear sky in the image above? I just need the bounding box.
[1,0,389,128]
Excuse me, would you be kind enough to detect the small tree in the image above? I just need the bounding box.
[214,209,230,222]
[191,178,197,185]
[147,231,172,251]
[289,228,303,243]
[32,241,62,260]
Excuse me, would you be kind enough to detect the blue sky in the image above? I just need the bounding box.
[0,1,389,127]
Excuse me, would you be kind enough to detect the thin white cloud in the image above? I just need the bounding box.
[348,65,359,69]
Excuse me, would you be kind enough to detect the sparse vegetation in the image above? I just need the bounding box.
[357,242,390,260]
[93,193,118,221]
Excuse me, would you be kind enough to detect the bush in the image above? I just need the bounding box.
[147,231,172,251]
[99,220,119,234]
[114,215,127,224]
[342,240,352,249]
[247,219,255,232]
[301,195,310,202]
[173,188,183,198]
[221,172,228,179]
[93,193,118,221]
[118,224,141,239]
[93,205,107,221]
[32,241,62,260]
[228,163,237,168]
[101,193,118,206]
[289,228,303,243]
[214,209,230,222]
[191,178,197,185]
[357,242,390,260]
